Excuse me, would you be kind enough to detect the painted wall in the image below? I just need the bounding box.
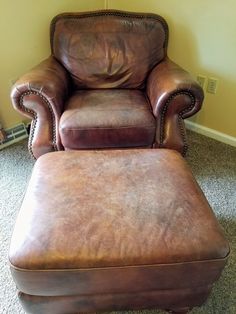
[108,0,236,137]
[1,0,236,138]
[0,0,104,128]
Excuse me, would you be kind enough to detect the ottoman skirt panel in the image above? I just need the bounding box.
[18,287,212,314]
[9,150,229,314]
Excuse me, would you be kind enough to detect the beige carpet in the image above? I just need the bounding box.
[0,130,235,313]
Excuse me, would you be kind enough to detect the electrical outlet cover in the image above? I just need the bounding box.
[207,77,218,94]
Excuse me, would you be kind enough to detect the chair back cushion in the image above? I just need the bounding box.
[50,10,168,89]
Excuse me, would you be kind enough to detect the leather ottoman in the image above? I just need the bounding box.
[9,149,229,314]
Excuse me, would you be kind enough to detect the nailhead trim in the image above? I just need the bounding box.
[160,91,195,156]
[19,91,58,159]
[50,10,169,54]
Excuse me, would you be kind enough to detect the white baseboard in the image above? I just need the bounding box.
[185,120,236,148]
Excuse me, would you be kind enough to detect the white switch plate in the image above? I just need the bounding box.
[196,75,206,89]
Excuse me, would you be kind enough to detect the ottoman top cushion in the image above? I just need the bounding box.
[9,149,229,271]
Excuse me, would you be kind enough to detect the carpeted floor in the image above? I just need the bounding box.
[0,130,235,314]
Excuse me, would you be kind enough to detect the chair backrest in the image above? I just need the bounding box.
[50,10,168,89]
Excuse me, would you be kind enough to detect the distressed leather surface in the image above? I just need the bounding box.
[10,56,70,158]
[146,58,204,153]
[60,89,156,149]
[51,11,167,89]
[11,259,226,297]
[18,286,211,314]
[9,150,229,298]
[10,11,204,158]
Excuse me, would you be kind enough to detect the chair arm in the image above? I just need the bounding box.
[146,58,204,154]
[11,56,70,159]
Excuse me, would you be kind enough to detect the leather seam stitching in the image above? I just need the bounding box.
[60,125,156,131]
[9,254,229,272]
[64,108,151,112]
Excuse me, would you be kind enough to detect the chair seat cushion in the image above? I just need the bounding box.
[59,89,156,149]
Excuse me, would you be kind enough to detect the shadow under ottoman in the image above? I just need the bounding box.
[9,149,229,314]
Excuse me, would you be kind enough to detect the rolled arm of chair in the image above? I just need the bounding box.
[146,57,204,155]
[11,56,70,159]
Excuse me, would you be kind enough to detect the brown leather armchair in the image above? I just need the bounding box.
[11,10,204,159]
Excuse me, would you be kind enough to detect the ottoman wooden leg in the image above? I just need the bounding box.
[168,307,191,313]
